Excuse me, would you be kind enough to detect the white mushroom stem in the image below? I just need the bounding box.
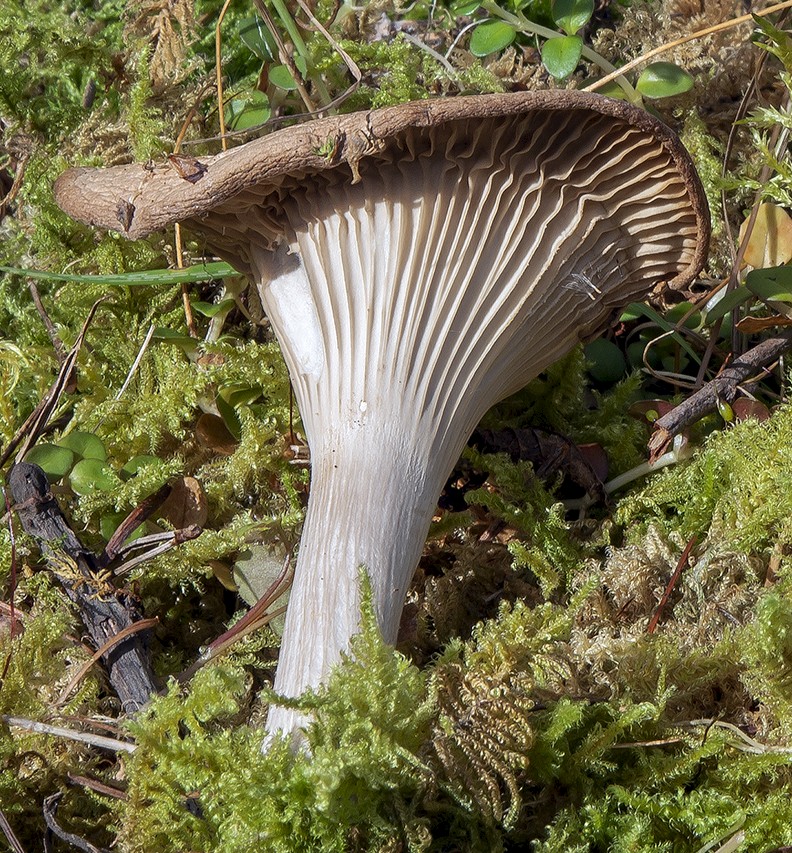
[266,427,439,734]
[250,111,703,736]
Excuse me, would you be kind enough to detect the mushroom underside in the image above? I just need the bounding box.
[51,94,708,739]
[190,109,701,736]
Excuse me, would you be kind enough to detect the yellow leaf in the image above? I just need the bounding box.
[739,202,792,268]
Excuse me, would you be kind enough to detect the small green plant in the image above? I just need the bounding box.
[465,0,692,99]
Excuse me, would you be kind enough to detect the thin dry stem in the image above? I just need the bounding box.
[56,617,160,708]
[252,0,317,113]
[1,715,136,753]
[584,1,792,93]
[215,0,234,152]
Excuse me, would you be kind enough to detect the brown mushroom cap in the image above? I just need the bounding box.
[54,90,709,288]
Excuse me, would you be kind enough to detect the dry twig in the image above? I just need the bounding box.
[2,715,136,753]
[0,808,25,853]
[43,793,110,853]
[648,331,792,461]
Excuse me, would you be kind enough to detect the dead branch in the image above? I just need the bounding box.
[647,330,792,462]
[0,807,26,853]
[8,462,158,713]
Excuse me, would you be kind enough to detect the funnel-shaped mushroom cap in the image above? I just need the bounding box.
[55,91,709,737]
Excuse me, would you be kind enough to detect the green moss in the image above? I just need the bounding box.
[120,582,436,852]
[0,574,104,845]
[616,406,792,553]
[681,112,725,236]
[0,0,125,137]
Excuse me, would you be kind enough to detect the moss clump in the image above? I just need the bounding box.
[0,574,105,846]
[120,582,437,853]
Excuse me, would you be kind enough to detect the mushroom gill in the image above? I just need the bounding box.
[53,92,710,738]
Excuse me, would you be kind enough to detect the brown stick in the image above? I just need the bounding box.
[0,296,108,469]
[8,463,158,713]
[647,331,792,462]
[647,535,697,634]
[27,281,67,364]
[43,793,109,853]
[67,772,128,801]
[0,807,26,853]
[56,617,159,708]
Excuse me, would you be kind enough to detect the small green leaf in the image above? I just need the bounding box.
[222,384,263,407]
[665,301,702,330]
[58,431,107,461]
[227,91,271,131]
[626,340,661,370]
[746,266,792,312]
[703,287,753,323]
[25,444,75,480]
[583,77,630,100]
[541,34,583,79]
[469,21,517,56]
[584,338,626,384]
[450,0,480,13]
[234,545,288,608]
[152,327,199,354]
[552,0,592,35]
[619,304,645,323]
[636,62,694,99]
[121,455,162,479]
[191,298,236,318]
[268,57,309,91]
[100,512,145,543]
[618,302,702,366]
[239,15,277,61]
[70,459,121,495]
[216,395,242,440]
[716,398,735,423]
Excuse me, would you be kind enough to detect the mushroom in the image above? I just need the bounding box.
[54,91,709,737]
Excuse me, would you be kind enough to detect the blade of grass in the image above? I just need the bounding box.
[0,261,236,286]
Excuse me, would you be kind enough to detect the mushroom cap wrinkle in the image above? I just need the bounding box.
[55,91,710,738]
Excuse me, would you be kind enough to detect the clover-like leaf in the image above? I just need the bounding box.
[469,21,517,56]
[541,34,583,79]
[635,62,693,99]
[69,459,121,496]
[58,430,107,461]
[227,90,271,131]
[584,337,626,384]
[552,0,592,35]
[121,455,162,478]
[25,444,75,480]
[268,57,309,91]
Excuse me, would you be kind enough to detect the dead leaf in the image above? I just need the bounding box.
[732,398,770,422]
[157,476,208,528]
[167,154,207,184]
[735,315,792,333]
[210,560,237,591]
[196,413,238,456]
[739,202,792,268]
